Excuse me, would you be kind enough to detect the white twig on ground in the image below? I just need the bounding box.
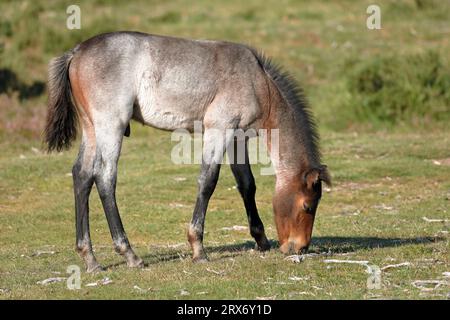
[288,276,308,281]
[432,160,441,166]
[422,216,448,223]
[220,225,247,231]
[372,204,394,211]
[100,277,113,285]
[85,283,97,287]
[30,250,57,257]
[196,291,208,295]
[412,280,449,291]
[37,277,66,285]
[323,259,369,265]
[256,295,276,300]
[167,242,186,249]
[381,262,411,271]
[312,286,323,290]
[133,285,150,293]
[324,259,376,274]
[206,267,225,275]
[169,203,187,208]
[85,277,112,287]
[179,289,190,296]
[284,251,333,263]
[284,255,305,263]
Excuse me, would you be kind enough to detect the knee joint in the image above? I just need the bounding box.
[114,239,130,255]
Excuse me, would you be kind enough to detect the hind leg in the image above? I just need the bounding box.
[73,135,102,272]
[229,139,271,251]
[94,122,143,268]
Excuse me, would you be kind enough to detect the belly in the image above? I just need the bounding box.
[134,69,217,131]
[132,107,191,131]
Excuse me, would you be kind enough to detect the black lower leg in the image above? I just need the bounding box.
[96,171,143,268]
[188,162,221,261]
[73,159,101,272]
[229,142,270,251]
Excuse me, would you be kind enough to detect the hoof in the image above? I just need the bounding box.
[86,263,104,273]
[127,256,144,268]
[192,255,209,263]
[256,237,271,251]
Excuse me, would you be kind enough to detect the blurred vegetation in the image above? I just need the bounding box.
[346,51,450,125]
[0,0,449,140]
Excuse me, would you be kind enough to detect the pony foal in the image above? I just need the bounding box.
[45,32,330,271]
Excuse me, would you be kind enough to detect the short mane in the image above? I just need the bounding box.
[249,48,322,167]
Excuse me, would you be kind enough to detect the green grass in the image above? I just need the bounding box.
[0,0,449,299]
[0,126,449,299]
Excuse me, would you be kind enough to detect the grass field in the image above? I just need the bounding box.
[0,0,449,299]
[0,127,448,299]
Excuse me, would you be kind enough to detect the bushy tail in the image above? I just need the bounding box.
[44,51,77,152]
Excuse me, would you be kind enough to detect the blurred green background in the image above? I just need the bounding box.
[1,0,449,299]
[0,0,449,142]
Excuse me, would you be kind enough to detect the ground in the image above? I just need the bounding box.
[0,127,448,299]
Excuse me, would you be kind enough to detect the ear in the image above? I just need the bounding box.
[304,169,320,189]
[304,165,331,189]
[318,165,332,187]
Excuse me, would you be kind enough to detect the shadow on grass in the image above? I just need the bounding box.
[103,243,258,269]
[310,236,443,253]
[205,236,443,255]
[103,236,444,269]
[104,251,187,270]
[0,68,45,100]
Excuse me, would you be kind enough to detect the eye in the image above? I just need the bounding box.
[303,202,313,213]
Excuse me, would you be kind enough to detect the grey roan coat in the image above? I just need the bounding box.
[45,32,330,272]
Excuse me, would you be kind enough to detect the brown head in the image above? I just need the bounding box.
[273,165,331,254]
[251,49,331,254]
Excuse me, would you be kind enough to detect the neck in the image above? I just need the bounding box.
[263,100,319,189]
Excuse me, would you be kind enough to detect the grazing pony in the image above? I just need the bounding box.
[45,32,330,272]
